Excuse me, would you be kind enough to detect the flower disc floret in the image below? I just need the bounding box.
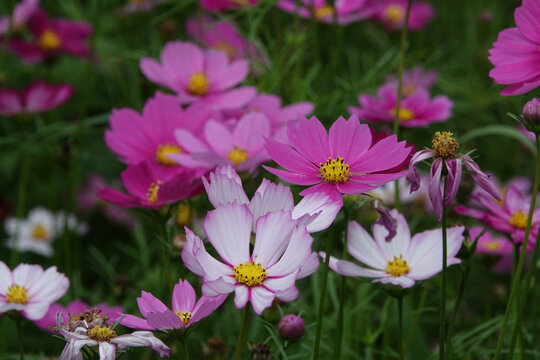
[392,107,414,122]
[384,4,405,23]
[175,311,192,325]
[431,131,459,158]
[32,224,48,239]
[228,146,249,166]
[509,210,528,230]
[234,262,266,286]
[156,144,182,166]
[146,181,163,204]
[319,157,350,183]
[6,285,28,304]
[187,72,209,96]
[385,256,410,277]
[38,29,61,50]
[314,6,334,21]
[87,325,117,341]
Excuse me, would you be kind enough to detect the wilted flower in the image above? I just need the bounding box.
[278,314,305,340]
[0,81,73,116]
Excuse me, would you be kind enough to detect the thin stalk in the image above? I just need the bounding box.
[398,296,404,360]
[404,284,429,352]
[16,318,24,360]
[493,132,540,360]
[334,210,349,359]
[312,228,333,360]
[159,218,173,296]
[446,260,470,359]
[440,175,448,360]
[180,337,190,360]
[234,306,249,360]
[10,157,30,267]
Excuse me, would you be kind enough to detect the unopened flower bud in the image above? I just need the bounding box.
[523,98,540,133]
[278,314,305,341]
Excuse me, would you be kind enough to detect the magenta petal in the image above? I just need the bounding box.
[191,294,227,323]
[287,115,331,164]
[172,279,196,313]
[137,291,168,318]
[462,155,502,201]
[264,137,318,175]
[428,158,444,220]
[120,314,154,330]
[146,310,184,330]
[444,158,462,207]
[263,165,321,186]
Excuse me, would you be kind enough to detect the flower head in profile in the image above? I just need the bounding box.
[264,114,413,198]
[121,279,226,333]
[374,0,434,31]
[199,0,258,11]
[277,0,378,25]
[0,261,69,320]
[407,131,502,220]
[522,98,540,133]
[0,81,73,117]
[323,210,465,288]
[0,0,39,36]
[55,308,169,359]
[140,41,256,110]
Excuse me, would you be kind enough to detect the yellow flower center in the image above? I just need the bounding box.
[384,4,405,23]
[87,325,117,341]
[391,107,415,122]
[6,285,28,304]
[146,181,163,204]
[176,202,191,227]
[432,131,459,158]
[228,146,249,166]
[234,262,266,287]
[483,240,501,251]
[385,256,410,277]
[187,72,209,96]
[320,157,350,183]
[175,311,192,325]
[213,42,236,59]
[509,210,528,230]
[402,84,417,96]
[155,144,181,166]
[32,224,48,239]
[313,5,335,21]
[38,29,61,50]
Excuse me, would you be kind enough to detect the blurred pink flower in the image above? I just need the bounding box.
[277,0,378,25]
[383,67,438,96]
[323,210,465,288]
[488,0,540,96]
[349,83,452,128]
[199,0,258,11]
[374,0,434,31]
[8,9,92,63]
[0,0,39,35]
[264,114,412,198]
[118,0,166,15]
[469,226,513,257]
[0,261,69,320]
[121,279,226,331]
[0,81,73,116]
[140,41,256,110]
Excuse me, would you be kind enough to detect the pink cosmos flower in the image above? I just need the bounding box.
[0,261,69,320]
[34,300,122,332]
[199,0,258,11]
[407,131,502,220]
[55,309,169,359]
[8,9,92,64]
[182,202,317,314]
[469,226,514,257]
[374,0,434,31]
[97,161,202,209]
[118,0,166,15]
[0,0,39,35]
[277,0,378,25]
[264,114,412,199]
[105,91,215,180]
[121,279,226,331]
[140,41,256,110]
[383,67,438,96]
[322,210,465,288]
[0,81,73,116]
[349,83,452,127]
[170,112,271,173]
[488,0,540,96]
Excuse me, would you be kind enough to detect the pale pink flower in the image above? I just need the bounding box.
[277,0,378,25]
[0,81,73,116]
[0,0,39,35]
[374,0,434,31]
[383,67,438,96]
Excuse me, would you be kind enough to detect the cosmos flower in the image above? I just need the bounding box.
[277,0,378,25]
[322,210,465,288]
[0,81,73,116]
[349,83,452,128]
[140,41,256,110]
[374,0,434,31]
[121,279,226,331]
[4,207,57,257]
[469,226,514,257]
[199,0,258,11]
[0,0,39,36]
[0,261,69,320]
[118,0,166,15]
[488,0,540,96]
[383,67,438,96]
[264,114,412,198]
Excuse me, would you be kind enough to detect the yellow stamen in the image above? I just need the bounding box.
[384,4,405,23]
[228,146,248,166]
[87,325,117,341]
[187,72,209,96]
[483,241,501,251]
[509,210,528,230]
[385,255,410,277]
[431,131,459,158]
[319,157,350,183]
[391,107,415,122]
[213,42,236,59]
[147,181,163,204]
[175,311,192,325]
[234,262,266,287]
[38,29,61,50]
[32,224,48,239]
[6,285,28,304]
[155,144,182,166]
[313,5,335,21]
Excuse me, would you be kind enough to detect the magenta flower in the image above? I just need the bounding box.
[34,300,122,332]
[170,112,271,173]
[407,131,502,220]
[374,0,434,31]
[105,91,214,180]
[0,0,39,35]
[121,279,226,332]
[118,0,166,15]
[8,9,92,64]
[264,114,412,198]
[182,202,317,314]
[0,261,69,320]
[323,210,465,288]
[277,0,378,25]
[97,161,202,209]
[349,83,452,128]
[383,67,438,96]
[469,226,514,257]
[140,41,256,110]
[488,0,540,96]
[278,314,305,341]
[199,0,258,11]
[0,81,73,116]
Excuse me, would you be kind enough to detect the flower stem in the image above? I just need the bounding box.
[446,259,471,359]
[333,210,349,359]
[159,217,173,297]
[404,283,429,352]
[398,296,404,360]
[234,306,250,360]
[180,337,190,360]
[439,175,448,360]
[16,318,24,360]
[10,157,30,268]
[312,227,334,360]
[493,133,540,360]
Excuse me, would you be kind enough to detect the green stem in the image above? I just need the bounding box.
[180,337,190,360]
[446,259,470,359]
[16,318,24,360]
[234,306,249,360]
[160,217,173,296]
[440,175,448,360]
[398,296,404,360]
[333,210,349,359]
[404,284,429,352]
[10,157,30,268]
[493,133,540,360]
[312,228,333,360]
